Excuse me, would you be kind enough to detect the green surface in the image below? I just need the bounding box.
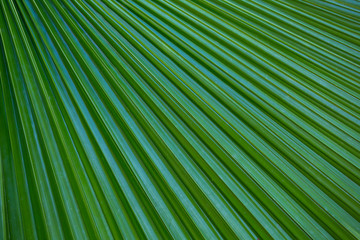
[1,0,360,239]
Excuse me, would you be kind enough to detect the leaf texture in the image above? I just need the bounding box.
[1,0,360,239]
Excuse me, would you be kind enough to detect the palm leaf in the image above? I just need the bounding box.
[1,0,360,239]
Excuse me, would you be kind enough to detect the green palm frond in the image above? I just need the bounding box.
[1,0,360,239]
